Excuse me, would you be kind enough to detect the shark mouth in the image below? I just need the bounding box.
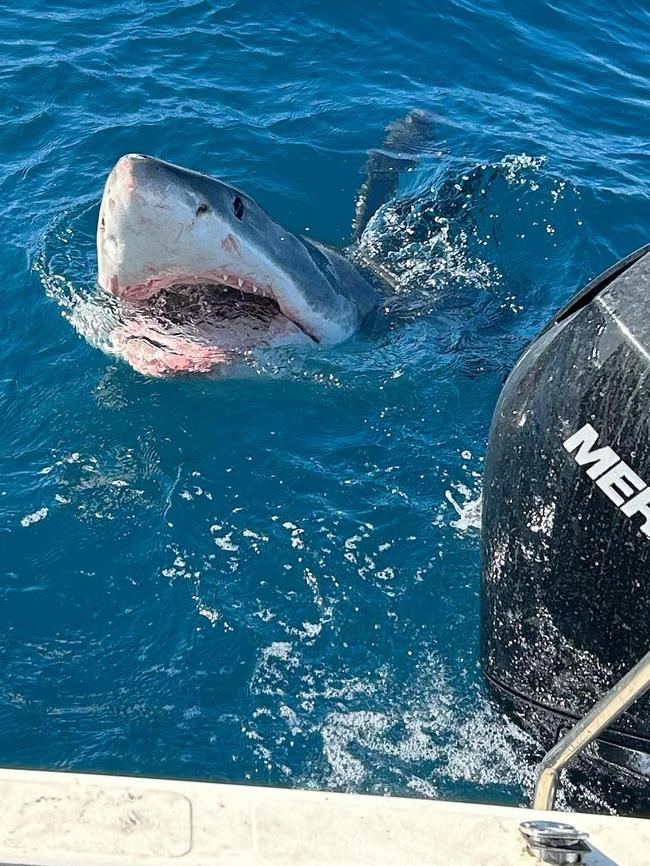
[107,274,319,377]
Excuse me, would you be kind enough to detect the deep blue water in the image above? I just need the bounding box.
[1,0,648,810]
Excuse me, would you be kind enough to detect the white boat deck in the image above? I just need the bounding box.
[0,767,646,865]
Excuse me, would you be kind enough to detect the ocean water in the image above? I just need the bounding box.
[1,0,648,811]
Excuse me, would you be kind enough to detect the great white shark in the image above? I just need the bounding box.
[97,111,434,376]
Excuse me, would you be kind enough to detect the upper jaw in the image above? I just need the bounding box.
[103,270,277,304]
[97,229,352,345]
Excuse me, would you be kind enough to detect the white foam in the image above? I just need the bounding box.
[445,483,483,532]
[20,507,49,527]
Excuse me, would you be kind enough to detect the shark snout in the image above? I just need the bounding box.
[107,154,174,210]
[98,154,248,299]
[116,152,142,181]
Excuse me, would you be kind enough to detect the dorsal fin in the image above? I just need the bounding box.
[351,109,437,242]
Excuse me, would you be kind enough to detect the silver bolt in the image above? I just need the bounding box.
[519,820,591,865]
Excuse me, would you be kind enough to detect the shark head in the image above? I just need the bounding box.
[97,154,378,360]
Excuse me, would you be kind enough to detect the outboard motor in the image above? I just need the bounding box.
[481,244,650,805]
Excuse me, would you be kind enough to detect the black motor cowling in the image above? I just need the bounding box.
[481,244,650,797]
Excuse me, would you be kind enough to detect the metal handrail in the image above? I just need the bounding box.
[534,648,650,811]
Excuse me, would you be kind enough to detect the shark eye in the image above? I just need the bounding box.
[196,203,209,216]
[233,196,245,220]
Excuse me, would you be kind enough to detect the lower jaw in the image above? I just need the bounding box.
[106,281,311,377]
[110,323,308,378]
